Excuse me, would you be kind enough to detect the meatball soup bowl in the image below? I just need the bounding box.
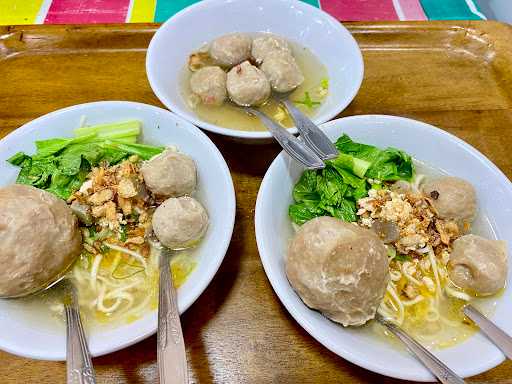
[146,0,364,141]
[255,115,512,381]
[0,101,236,360]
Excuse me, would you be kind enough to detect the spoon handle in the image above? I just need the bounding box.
[244,107,325,170]
[281,99,338,160]
[376,315,466,384]
[464,304,512,359]
[158,248,188,384]
[65,284,96,384]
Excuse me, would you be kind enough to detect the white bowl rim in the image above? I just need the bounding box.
[0,100,236,360]
[146,0,364,139]
[255,114,511,381]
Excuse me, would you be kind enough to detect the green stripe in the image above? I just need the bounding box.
[301,0,320,7]
[420,0,484,20]
[155,0,320,23]
[155,0,200,23]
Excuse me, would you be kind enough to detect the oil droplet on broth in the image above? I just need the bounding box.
[181,39,329,132]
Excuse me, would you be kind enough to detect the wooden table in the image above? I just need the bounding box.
[0,21,511,383]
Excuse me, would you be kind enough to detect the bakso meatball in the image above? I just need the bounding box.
[449,234,508,296]
[189,66,227,106]
[286,216,389,327]
[421,176,477,226]
[209,33,252,67]
[0,185,82,297]
[260,52,304,93]
[251,34,291,64]
[226,61,271,106]
[141,149,197,198]
[152,196,208,249]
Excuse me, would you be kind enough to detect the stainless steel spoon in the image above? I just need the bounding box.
[147,231,189,384]
[1,276,96,384]
[464,304,512,359]
[375,313,466,384]
[58,279,96,384]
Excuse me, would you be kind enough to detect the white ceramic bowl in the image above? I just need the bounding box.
[146,0,363,140]
[255,115,512,381]
[0,101,236,360]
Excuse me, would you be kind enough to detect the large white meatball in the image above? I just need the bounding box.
[152,196,208,249]
[449,234,507,296]
[189,66,227,106]
[209,33,252,67]
[421,176,477,227]
[226,61,271,106]
[141,149,197,198]
[0,185,82,297]
[260,52,304,93]
[251,34,291,64]
[286,216,389,326]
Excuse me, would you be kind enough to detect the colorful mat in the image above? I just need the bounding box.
[0,0,485,25]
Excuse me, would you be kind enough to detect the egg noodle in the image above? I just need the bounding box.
[70,231,159,323]
[357,176,477,347]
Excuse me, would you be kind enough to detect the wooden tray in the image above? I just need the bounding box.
[1,21,511,383]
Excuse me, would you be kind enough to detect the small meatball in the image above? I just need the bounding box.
[152,196,209,249]
[449,234,508,296]
[226,61,271,106]
[421,176,477,226]
[0,185,82,297]
[189,66,227,106]
[286,216,389,326]
[251,34,291,64]
[141,149,197,198]
[209,33,252,67]
[260,52,304,93]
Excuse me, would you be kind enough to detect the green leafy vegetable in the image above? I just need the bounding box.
[394,253,412,262]
[119,225,127,242]
[335,134,414,181]
[288,133,415,225]
[7,120,164,200]
[289,164,365,225]
[320,78,329,90]
[294,91,321,109]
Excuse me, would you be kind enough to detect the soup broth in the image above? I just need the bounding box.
[181,36,329,132]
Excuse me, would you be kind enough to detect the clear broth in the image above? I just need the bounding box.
[181,36,329,132]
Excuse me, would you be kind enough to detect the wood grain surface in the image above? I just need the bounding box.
[1,21,511,383]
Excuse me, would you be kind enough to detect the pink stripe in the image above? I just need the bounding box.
[397,0,427,20]
[320,0,399,21]
[45,0,130,24]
